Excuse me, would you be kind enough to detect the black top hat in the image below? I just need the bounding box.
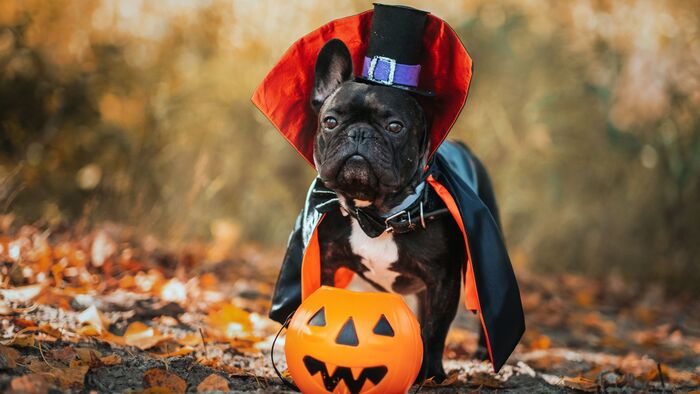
[357,4,433,96]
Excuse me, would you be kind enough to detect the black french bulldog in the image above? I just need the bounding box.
[309,39,499,381]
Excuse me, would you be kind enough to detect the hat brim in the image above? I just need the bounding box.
[252,10,472,167]
[354,77,435,96]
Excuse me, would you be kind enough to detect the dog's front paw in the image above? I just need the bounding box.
[415,361,447,385]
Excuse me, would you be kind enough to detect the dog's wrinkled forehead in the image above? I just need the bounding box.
[322,82,422,119]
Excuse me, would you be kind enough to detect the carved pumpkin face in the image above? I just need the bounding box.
[285,286,423,394]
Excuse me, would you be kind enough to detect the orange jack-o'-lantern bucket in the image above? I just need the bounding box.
[284,286,423,394]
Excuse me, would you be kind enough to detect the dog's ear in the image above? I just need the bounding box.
[312,39,353,112]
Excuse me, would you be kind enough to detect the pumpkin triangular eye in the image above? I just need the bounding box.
[335,317,359,346]
[308,307,326,327]
[372,314,394,337]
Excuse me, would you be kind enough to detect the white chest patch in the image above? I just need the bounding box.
[349,218,400,292]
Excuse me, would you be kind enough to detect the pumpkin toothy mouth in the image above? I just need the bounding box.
[303,355,388,393]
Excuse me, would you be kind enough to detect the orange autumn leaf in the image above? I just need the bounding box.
[574,289,596,307]
[49,346,78,363]
[1,333,35,347]
[176,332,203,347]
[205,303,252,338]
[75,347,103,365]
[77,325,101,336]
[227,337,262,354]
[123,321,170,350]
[530,334,552,350]
[12,318,36,328]
[27,358,90,389]
[195,357,247,375]
[423,371,462,387]
[99,331,126,346]
[468,372,504,389]
[154,346,195,358]
[143,368,187,394]
[36,323,62,339]
[77,305,110,334]
[99,354,122,366]
[10,374,50,394]
[197,374,230,392]
[198,273,218,289]
[563,376,599,392]
[119,274,136,289]
[0,284,43,303]
[0,345,20,368]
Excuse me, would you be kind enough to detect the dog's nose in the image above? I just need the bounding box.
[347,127,370,144]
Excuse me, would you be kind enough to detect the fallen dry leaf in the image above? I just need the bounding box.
[8,373,50,394]
[153,345,195,358]
[123,321,170,350]
[176,332,202,347]
[205,303,252,338]
[99,353,122,366]
[99,330,126,346]
[530,334,552,350]
[1,333,35,347]
[197,374,230,392]
[525,354,564,371]
[75,347,103,366]
[468,372,504,389]
[143,368,187,394]
[0,345,20,368]
[91,229,116,267]
[563,376,599,392]
[423,371,461,387]
[77,304,110,334]
[55,364,90,389]
[36,323,62,339]
[227,337,262,354]
[12,317,36,328]
[0,284,42,303]
[77,325,101,336]
[27,358,90,389]
[25,357,54,374]
[160,278,187,304]
[49,346,78,363]
[196,357,248,375]
[0,302,14,315]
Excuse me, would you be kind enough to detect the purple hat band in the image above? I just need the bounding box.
[361,56,421,87]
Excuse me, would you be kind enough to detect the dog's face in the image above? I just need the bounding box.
[311,39,427,210]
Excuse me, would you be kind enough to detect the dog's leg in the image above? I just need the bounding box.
[416,274,461,383]
[474,330,490,361]
[320,265,337,286]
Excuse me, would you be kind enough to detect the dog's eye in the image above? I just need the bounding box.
[322,116,338,130]
[386,122,403,133]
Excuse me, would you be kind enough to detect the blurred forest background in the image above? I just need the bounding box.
[0,0,698,293]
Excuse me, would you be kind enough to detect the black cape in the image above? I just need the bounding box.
[269,140,525,372]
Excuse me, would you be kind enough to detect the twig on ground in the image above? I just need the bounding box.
[657,362,666,392]
[199,327,208,360]
[36,340,59,370]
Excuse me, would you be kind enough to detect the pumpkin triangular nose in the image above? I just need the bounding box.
[335,317,359,346]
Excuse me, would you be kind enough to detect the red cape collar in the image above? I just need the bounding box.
[252,9,473,167]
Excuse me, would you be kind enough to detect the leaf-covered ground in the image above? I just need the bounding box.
[1,222,699,393]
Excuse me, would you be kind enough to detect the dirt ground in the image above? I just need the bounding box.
[1,225,699,393]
